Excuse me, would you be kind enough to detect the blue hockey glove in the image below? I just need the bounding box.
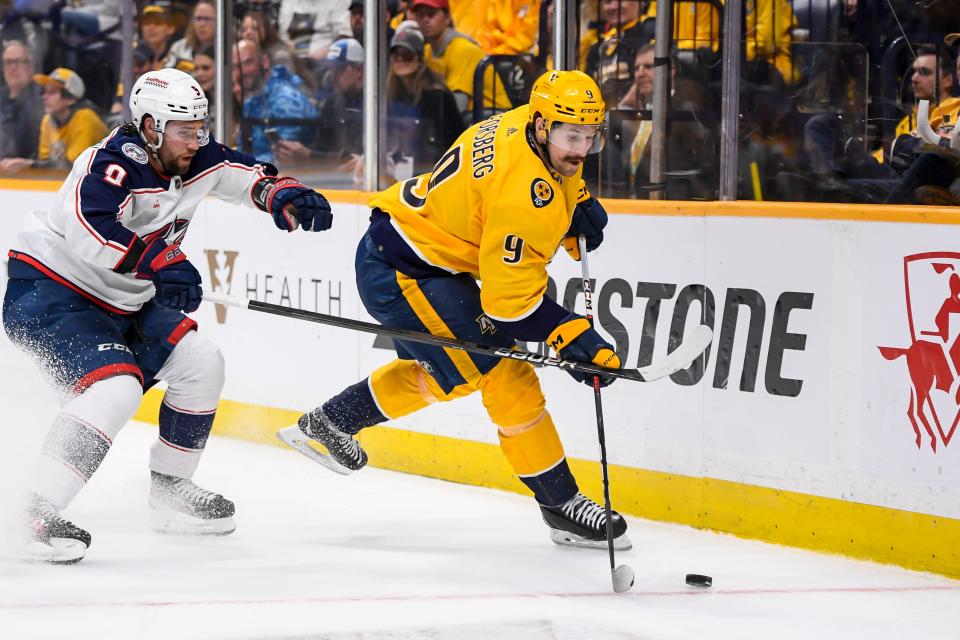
[135,240,203,313]
[563,197,608,260]
[547,313,621,387]
[266,177,333,232]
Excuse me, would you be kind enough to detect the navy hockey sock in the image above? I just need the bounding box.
[321,378,386,435]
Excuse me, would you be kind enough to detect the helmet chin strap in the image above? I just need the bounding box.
[528,120,560,176]
[139,121,164,161]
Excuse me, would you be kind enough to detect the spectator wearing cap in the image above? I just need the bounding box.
[0,40,44,167]
[167,0,216,65]
[385,26,464,174]
[232,38,318,164]
[275,38,364,166]
[1,68,108,173]
[349,0,365,43]
[410,0,511,122]
[139,4,177,70]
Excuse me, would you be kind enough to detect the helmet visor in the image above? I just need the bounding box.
[547,121,607,155]
[163,119,210,145]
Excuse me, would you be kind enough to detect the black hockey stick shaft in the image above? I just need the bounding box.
[578,237,619,580]
[204,292,653,382]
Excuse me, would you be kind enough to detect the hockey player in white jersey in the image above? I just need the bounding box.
[2,68,333,564]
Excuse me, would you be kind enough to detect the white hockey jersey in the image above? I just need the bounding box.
[8,126,271,313]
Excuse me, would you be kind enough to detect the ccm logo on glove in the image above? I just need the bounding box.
[548,314,621,387]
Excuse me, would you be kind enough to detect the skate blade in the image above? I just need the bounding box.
[549,528,632,551]
[149,506,236,536]
[9,537,87,565]
[276,425,353,475]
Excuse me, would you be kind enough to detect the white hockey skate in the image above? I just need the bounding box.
[11,494,91,564]
[149,472,236,536]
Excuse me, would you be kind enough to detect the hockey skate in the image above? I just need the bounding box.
[149,472,236,535]
[276,408,368,474]
[15,494,91,565]
[540,493,632,551]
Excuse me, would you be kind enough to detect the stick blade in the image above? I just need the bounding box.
[636,324,713,381]
[612,564,635,593]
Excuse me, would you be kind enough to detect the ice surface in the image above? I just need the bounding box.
[1,424,958,640]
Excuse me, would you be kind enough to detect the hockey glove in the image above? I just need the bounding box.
[135,239,203,313]
[547,313,621,387]
[266,177,333,232]
[562,197,607,260]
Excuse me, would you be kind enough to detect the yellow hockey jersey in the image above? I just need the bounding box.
[368,104,588,340]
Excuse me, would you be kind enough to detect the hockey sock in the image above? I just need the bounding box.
[322,378,388,435]
[498,412,578,506]
[151,400,215,478]
[151,331,223,479]
[31,375,143,509]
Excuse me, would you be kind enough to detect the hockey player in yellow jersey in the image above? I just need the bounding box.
[290,70,629,550]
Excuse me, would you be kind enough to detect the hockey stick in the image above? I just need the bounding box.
[202,293,712,383]
[578,236,635,595]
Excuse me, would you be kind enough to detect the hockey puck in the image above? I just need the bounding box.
[685,573,712,588]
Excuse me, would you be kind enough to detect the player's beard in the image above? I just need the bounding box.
[160,153,192,176]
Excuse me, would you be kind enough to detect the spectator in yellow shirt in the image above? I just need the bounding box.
[642,0,796,84]
[411,0,511,122]
[448,0,541,55]
[0,68,108,173]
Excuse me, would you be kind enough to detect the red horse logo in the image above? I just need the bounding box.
[879,253,960,452]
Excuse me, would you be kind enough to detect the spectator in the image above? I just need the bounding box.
[614,44,716,199]
[743,0,798,84]
[0,40,44,165]
[0,68,108,173]
[60,0,122,39]
[641,0,720,54]
[411,0,511,122]
[640,0,794,82]
[804,45,959,187]
[384,26,464,174]
[168,0,216,64]
[110,43,155,117]
[232,38,318,164]
[350,0,365,43]
[534,0,595,73]
[139,4,177,70]
[449,0,540,55]
[192,47,216,98]
[388,0,409,34]
[585,0,654,104]
[279,0,353,59]
[240,10,297,69]
[191,47,218,130]
[274,38,364,166]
